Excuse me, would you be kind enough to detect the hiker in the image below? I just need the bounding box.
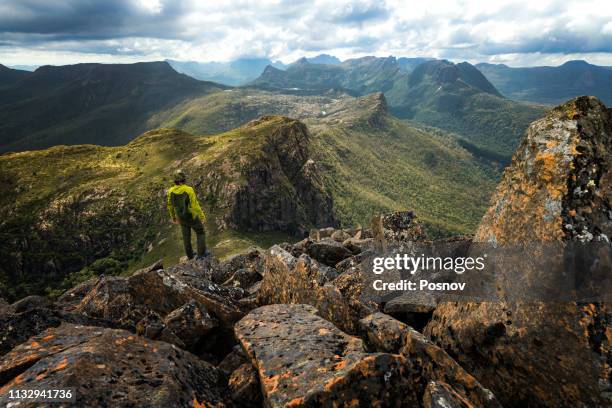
[167,169,208,259]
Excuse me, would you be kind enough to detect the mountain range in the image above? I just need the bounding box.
[3,57,609,157]
[167,58,285,86]
[0,62,225,153]
[165,54,612,108]
[0,58,542,160]
[251,57,544,159]
[477,60,612,105]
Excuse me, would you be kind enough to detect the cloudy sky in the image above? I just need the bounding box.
[1,0,611,67]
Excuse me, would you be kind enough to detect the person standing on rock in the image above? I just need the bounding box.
[167,169,208,259]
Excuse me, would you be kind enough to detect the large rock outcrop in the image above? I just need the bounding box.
[235,304,419,407]
[258,245,375,333]
[0,323,230,407]
[200,116,337,235]
[359,312,501,408]
[0,218,506,406]
[425,96,612,407]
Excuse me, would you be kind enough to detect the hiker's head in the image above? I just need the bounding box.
[173,169,187,184]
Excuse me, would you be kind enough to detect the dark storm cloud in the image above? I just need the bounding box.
[0,0,187,40]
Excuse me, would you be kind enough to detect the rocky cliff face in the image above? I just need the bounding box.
[425,96,611,407]
[197,116,337,235]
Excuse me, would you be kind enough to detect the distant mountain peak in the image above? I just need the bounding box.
[293,57,310,66]
[261,64,283,75]
[410,59,501,96]
[306,54,341,65]
[561,60,590,67]
[0,63,33,88]
[362,92,388,127]
[477,60,612,105]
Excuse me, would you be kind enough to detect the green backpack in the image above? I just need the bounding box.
[171,192,193,223]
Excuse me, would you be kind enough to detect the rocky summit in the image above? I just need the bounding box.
[0,96,610,407]
[426,96,611,407]
[0,212,503,407]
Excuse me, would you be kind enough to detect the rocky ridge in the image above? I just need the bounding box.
[0,116,336,301]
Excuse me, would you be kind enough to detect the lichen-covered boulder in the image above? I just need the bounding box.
[8,295,54,314]
[0,308,64,357]
[215,249,265,284]
[217,345,248,376]
[163,299,218,349]
[423,381,473,408]
[0,323,230,407]
[425,96,612,407]
[75,275,151,327]
[381,211,428,242]
[222,268,262,289]
[357,312,500,408]
[383,291,437,316]
[331,229,352,242]
[305,237,353,266]
[258,245,373,333]
[235,304,419,407]
[76,263,247,329]
[400,324,501,408]
[56,276,101,311]
[358,312,409,353]
[228,363,262,407]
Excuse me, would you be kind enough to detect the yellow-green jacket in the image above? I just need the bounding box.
[167,184,206,222]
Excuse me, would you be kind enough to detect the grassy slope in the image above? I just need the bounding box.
[306,113,498,236]
[145,89,340,135]
[0,62,225,153]
[0,124,293,299]
[0,89,517,298]
[386,76,545,159]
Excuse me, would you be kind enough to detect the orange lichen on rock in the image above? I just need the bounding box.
[53,358,69,371]
[0,323,231,407]
[235,304,418,407]
[426,96,612,407]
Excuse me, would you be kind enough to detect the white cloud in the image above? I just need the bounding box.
[137,0,163,14]
[0,0,610,66]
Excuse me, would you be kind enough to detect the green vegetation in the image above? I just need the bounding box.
[0,94,504,300]
[145,89,338,136]
[0,122,300,301]
[304,96,499,236]
[391,85,544,158]
[1,58,544,165]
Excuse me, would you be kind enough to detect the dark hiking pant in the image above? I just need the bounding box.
[180,217,206,259]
